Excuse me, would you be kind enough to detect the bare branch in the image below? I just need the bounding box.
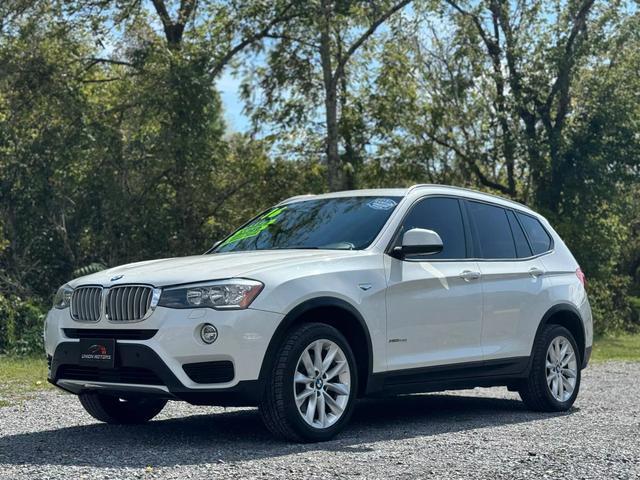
[86,57,136,68]
[425,130,512,195]
[150,0,172,29]
[209,3,300,78]
[332,0,413,86]
[546,0,596,128]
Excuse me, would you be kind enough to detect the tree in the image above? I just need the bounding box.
[242,0,413,190]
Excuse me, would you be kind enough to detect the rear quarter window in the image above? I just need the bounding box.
[506,210,533,258]
[516,213,553,255]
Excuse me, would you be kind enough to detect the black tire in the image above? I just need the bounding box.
[79,392,167,424]
[259,322,358,442]
[519,325,581,412]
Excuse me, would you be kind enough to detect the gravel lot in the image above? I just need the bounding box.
[0,361,638,480]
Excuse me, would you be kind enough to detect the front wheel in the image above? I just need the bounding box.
[79,392,167,424]
[259,323,358,442]
[519,325,581,412]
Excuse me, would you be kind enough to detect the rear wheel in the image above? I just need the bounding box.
[259,323,358,442]
[79,392,167,424]
[519,325,581,412]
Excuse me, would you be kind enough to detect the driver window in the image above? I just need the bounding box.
[401,197,467,259]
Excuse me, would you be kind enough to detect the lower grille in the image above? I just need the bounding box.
[183,361,234,384]
[63,328,158,340]
[57,365,163,385]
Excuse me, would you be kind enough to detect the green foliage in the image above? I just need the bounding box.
[588,276,634,336]
[0,295,46,356]
[0,0,638,356]
[73,263,108,278]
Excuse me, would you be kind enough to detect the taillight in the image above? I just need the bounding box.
[576,267,586,287]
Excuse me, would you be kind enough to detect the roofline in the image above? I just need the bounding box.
[407,184,530,210]
[278,184,531,212]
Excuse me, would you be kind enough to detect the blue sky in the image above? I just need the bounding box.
[217,71,249,132]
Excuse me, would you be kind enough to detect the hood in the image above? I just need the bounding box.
[68,250,361,288]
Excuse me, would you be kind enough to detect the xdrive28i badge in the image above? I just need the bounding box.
[110,274,124,282]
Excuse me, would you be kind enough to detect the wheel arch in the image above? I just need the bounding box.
[534,303,587,368]
[258,297,373,397]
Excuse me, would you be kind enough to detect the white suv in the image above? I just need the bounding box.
[45,185,592,442]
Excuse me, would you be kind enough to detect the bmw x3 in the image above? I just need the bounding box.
[45,185,592,442]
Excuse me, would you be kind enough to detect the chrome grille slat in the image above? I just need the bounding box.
[133,287,142,319]
[70,286,102,322]
[106,285,154,322]
[116,288,123,320]
[95,289,101,320]
[127,287,134,320]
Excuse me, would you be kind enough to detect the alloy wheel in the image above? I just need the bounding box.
[545,335,578,402]
[293,339,351,429]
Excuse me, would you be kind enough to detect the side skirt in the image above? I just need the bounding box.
[365,356,530,396]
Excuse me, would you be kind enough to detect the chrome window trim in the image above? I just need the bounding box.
[384,193,555,263]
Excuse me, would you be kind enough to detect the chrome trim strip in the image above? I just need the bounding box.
[57,379,170,394]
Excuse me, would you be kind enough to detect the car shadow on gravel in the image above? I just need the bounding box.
[0,393,574,468]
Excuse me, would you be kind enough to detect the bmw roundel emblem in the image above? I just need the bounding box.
[110,274,124,282]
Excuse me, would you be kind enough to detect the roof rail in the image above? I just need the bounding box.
[407,184,530,210]
[278,194,316,205]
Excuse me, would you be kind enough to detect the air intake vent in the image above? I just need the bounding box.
[63,328,158,340]
[70,286,102,322]
[182,361,235,384]
[106,285,154,322]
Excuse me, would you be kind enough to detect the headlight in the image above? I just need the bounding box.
[53,284,73,309]
[158,279,264,310]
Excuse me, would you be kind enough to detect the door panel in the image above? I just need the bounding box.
[464,200,553,360]
[384,196,484,372]
[478,258,550,359]
[385,256,484,370]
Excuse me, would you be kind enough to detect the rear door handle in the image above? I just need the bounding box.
[529,267,544,278]
[459,270,481,281]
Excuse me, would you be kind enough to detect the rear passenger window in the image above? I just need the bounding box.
[517,213,552,255]
[401,197,466,259]
[506,210,532,258]
[467,201,516,259]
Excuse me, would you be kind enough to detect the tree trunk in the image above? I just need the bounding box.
[319,0,343,191]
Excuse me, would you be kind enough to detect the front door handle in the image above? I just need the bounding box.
[529,267,544,278]
[459,270,481,281]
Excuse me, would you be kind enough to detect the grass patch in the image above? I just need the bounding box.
[0,356,51,405]
[592,333,640,362]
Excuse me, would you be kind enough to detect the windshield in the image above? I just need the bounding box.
[214,196,401,252]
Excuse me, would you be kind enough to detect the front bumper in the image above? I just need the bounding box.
[45,305,284,405]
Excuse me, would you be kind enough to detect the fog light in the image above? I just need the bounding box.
[200,323,218,344]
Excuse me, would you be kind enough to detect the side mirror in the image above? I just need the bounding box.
[392,228,443,258]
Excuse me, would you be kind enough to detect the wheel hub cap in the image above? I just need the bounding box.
[294,339,351,429]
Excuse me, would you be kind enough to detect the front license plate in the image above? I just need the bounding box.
[79,338,116,368]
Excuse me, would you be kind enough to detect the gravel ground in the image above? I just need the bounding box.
[0,361,638,480]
